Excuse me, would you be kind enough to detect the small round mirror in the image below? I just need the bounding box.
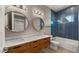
[32,18,44,31]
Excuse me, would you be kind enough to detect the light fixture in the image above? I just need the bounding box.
[32,8,44,18]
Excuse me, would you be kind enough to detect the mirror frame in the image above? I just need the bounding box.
[32,17,44,31]
[5,11,29,33]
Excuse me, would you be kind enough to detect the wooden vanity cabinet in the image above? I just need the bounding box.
[7,43,31,53]
[7,37,50,53]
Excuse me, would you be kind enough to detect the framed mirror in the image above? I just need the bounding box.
[32,18,44,31]
[5,11,29,33]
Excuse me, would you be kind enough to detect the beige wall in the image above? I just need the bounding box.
[0,6,5,52]
[5,5,51,39]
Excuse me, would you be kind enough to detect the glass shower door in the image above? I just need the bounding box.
[57,7,74,39]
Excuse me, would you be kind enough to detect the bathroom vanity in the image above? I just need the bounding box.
[5,6,51,53]
[5,35,51,53]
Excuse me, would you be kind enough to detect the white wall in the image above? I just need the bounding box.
[0,6,5,52]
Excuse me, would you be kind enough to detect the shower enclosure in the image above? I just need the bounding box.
[51,6,79,52]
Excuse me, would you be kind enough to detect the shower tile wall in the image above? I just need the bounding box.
[56,6,78,40]
[5,5,51,39]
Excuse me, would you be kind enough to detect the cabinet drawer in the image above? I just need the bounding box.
[30,40,40,47]
[39,38,50,48]
[8,46,24,53]
[7,43,31,53]
[30,40,43,52]
[31,45,40,52]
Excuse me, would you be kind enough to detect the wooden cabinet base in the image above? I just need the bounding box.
[7,37,50,53]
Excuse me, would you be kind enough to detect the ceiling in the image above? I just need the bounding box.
[47,5,70,12]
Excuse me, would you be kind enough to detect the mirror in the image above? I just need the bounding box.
[5,11,28,32]
[32,18,44,31]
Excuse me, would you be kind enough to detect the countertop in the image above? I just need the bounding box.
[5,35,52,48]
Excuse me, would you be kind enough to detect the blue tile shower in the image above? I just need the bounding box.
[51,6,78,40]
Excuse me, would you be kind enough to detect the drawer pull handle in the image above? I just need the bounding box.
[33,46,38,48]
[13,46,22,49]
